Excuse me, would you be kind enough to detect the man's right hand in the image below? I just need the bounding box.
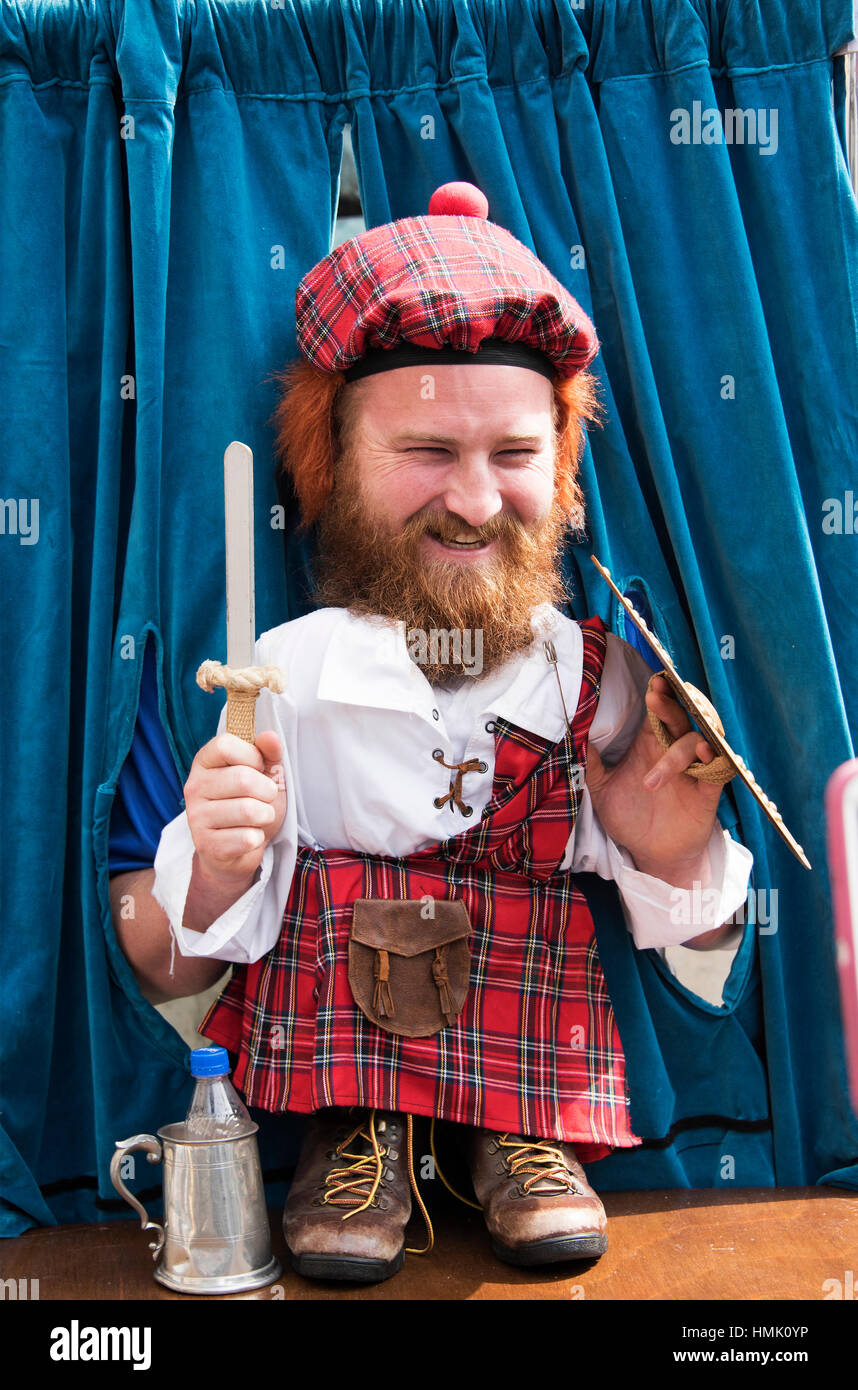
[184,729,287,896]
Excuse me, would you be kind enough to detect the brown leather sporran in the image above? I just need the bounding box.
[348,898,472,1038]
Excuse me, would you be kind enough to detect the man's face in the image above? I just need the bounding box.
[343,364,556,560]
[315,363,572,683]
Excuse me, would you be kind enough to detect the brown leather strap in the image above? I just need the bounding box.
[432,945,456,1027]
[372,949,395,1017]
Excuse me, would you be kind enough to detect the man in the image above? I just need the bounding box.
[147,182,752,1282]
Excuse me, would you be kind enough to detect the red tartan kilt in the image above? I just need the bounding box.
[202,851,639,1158]
[201,616,641,1158]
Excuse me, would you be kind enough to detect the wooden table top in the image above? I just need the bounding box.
[5,1186,858,1301]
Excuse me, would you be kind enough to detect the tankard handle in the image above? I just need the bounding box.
[110,1134,166,1259]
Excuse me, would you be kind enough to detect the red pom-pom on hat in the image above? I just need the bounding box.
[427,182,489,219]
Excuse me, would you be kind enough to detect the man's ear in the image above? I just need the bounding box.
[265,358,344,525]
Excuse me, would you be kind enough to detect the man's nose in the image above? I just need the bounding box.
[440,456,503,529]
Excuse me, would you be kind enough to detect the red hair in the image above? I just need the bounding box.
[266,357,604,527]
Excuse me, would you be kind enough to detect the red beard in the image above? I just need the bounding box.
[314,466,572,685]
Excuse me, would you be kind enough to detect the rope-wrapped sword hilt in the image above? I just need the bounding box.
[196,660,285,743]
[645,673,734,785]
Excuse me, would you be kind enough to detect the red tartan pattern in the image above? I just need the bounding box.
[296,213,599,378]
[202,617,640,1158]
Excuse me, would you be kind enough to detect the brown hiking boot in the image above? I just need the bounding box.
[468,1129,608,1266]
[283,1108,414,1282]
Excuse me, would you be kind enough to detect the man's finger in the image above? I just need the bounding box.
[645,677,692,741]
[199,828,268,862]
[198,732,266,771]
[643,730,722,792]
[255,730,284,767]
[585,739,610,792]
[200,764,278,803]
[203,798,278,830]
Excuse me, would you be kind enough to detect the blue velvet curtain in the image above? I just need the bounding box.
[1,0,856,1234]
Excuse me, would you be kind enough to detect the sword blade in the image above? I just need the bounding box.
[224,441,255,670]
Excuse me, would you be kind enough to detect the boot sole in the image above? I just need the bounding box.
[491,1232,608,1267]
[289,1246,405,1284]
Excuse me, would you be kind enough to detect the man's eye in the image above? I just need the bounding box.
[404,446,535,458]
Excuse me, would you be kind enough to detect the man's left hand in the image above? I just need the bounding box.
[585,673,724,887]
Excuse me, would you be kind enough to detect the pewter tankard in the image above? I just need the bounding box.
[111,1123,281,1294]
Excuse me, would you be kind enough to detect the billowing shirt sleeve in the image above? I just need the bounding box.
[151,637,300,965]
[562,633,753,952]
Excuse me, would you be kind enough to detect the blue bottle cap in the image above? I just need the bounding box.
[190,1046,230,1077]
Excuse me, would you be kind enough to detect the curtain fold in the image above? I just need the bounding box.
[1,0,856,1233]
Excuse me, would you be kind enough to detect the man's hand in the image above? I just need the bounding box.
[183,730,287,927]
[585,674,724,887]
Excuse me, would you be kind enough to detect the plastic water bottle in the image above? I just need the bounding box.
[184,1047,254,1139]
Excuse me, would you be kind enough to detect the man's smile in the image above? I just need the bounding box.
[415,512,508,561]
[441,529,485,547]
[421,530,498,561]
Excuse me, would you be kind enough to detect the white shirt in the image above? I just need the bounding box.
[152,605,753,977]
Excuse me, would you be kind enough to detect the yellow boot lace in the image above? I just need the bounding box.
[494,1134,583,1196]
[320,1110,434,1254]
[428,1122,582,1206]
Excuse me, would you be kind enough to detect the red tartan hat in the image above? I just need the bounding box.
[295,181,599,380]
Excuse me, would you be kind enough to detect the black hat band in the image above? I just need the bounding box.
[342,338,556,383]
